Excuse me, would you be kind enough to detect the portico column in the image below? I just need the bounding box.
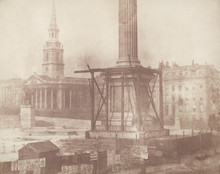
[40,89,42,109]
[58,88,62,110]
[51,89,53,109]
[45,89,47,109]
[35,89,38,109]
[70,90,72,109]
[31,92,33,106]
[63,89,66,109]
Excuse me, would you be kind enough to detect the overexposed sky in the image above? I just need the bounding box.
[0,0,220,79]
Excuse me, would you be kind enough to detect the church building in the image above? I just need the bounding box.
[24,0,91,119]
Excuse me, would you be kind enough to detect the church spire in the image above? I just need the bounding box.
[49,0,57,30]
[43,0,64,79]
[48,0,59,41]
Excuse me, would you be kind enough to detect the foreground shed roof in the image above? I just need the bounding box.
[19,141,60,154]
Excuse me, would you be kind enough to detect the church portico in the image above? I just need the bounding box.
[25,74,91,119]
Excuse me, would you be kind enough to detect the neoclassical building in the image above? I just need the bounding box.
[153,61,220,129]
[24,1,91,119]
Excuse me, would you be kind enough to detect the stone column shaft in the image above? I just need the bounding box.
[116,0,140,66]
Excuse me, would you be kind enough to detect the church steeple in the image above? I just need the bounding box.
[42,0,64,79]
[48,0,59,42]
[50,0,57,28]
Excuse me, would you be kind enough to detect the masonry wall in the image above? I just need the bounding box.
[35,116,101,129]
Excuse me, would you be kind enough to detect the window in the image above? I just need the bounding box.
[165,105,169,116]
[172,85,175,91]
[179,86,182,91]
[178,95,183,105]
[172,104,175,116]
[186,105,189,112]
[45,67,48,72]
[193,105,196,112]
[200,105,204,112]
[172,96,175,102]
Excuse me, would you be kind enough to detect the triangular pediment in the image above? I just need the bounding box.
[25,75,45,85]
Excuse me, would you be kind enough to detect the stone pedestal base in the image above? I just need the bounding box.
[20,105,35,128]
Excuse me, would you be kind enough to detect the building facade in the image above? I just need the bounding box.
[153,61,220,129]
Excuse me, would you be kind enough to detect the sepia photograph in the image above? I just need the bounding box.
[0,0,220,173]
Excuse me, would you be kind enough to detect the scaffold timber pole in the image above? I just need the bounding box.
[106,74,109,131]
[159,70,164,128]
[121,71,125,131]
[91,71,95,131]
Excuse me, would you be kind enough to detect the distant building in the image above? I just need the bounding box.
[153,61,220,129]
[0,78,23,109]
